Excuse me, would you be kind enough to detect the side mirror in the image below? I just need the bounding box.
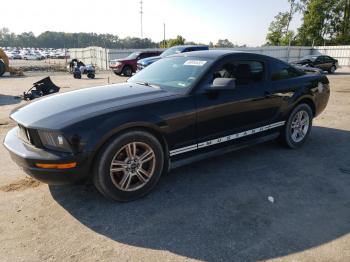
[209,78,236,90]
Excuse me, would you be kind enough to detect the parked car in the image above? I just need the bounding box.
[23,53,42,60]
[137,45,209,71]
[9,52,22,59]
[4,50,330,201]
[291,55,339,73]
[109,51,162,76]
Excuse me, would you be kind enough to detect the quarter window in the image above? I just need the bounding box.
[270,61,303,81]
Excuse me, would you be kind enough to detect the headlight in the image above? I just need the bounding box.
[110,61,121,67]
[38,130,72,152]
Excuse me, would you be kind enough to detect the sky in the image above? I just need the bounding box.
[1,0,302,47]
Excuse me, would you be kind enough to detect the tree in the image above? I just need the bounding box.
[0,28,159,49]
[167,35,186,47]
[266,0,302,45]
[159,35,186,48]
[266,12,292,45]
[296,0,350,45]
[335,0,350,44]
[215,39,234,48]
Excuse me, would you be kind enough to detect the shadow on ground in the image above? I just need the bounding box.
[50,126,350,261]
[0,94,21,106]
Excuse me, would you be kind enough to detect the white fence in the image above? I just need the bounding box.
[69,45,350,70]
[68,46,109,70]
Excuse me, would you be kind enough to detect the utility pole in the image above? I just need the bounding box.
[140,0,143,38]
[163,23,166,42]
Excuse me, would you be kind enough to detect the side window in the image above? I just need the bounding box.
[212,60,265,86]
[324,56,333,62]
[138,53,148,59]
[316,56,325,63]
[270,61,302,81]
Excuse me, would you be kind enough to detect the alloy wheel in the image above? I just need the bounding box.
[109,142,156,192]
[290,110,310,143]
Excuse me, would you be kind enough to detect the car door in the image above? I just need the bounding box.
[195,56,282,142]
[314,56,326,70]
[324,56,334,70]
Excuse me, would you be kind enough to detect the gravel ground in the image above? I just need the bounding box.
[0,69,349,262]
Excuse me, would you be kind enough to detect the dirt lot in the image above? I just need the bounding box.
[0,69,349,262]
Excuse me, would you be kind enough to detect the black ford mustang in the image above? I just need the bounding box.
[4,51,330,201]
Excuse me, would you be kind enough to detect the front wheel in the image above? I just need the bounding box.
[280,104,313,149]
[122,66,133,77]
[93,130,164,201]
[328,65,336,74]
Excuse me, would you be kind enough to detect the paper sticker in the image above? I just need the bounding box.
[184,60,207,66]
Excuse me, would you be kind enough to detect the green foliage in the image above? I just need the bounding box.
[0,28,158,49]
[215,39,234,48]
[296,0,341,45]
[266,0,302,46]
[267,0,350,46]
[266,12,292,45]
[160,35,186,48]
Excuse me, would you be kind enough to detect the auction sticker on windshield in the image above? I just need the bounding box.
[184,60,207,66]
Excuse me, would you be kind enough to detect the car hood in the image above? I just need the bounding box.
[138,56,162,65]
[10,82,174,129]
[112,58,134,63]
[291,59,312,64]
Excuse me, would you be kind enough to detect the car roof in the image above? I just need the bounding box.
[172,49,271,60]
[171,45,208,48]
[140,50,162,53]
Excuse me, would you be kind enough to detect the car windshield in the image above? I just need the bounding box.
[128,56,212,93]
[160,47,184,58]
[126,52,140,59]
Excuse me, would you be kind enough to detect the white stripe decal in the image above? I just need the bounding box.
[169,121,285,156]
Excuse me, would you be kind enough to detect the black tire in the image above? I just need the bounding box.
[93,130,164,201]
[74,73,81,79]
[328,65,336,74]
[113,71,121,76]
[122,66,133,77]
[280,104,313,149]
[0,60,5,77]
[87,73,95,79]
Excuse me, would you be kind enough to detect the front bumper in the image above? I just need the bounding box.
[4,127,91,185]
[110,65,123,74]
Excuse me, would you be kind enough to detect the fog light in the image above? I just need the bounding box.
[35,162,77,169]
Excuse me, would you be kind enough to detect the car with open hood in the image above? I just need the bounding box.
[291,55,339,73]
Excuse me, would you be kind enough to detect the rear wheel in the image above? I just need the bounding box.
[122,66,133,77]
[93,130,164,201]
[280,104,313,149]
[87,72,95,79]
